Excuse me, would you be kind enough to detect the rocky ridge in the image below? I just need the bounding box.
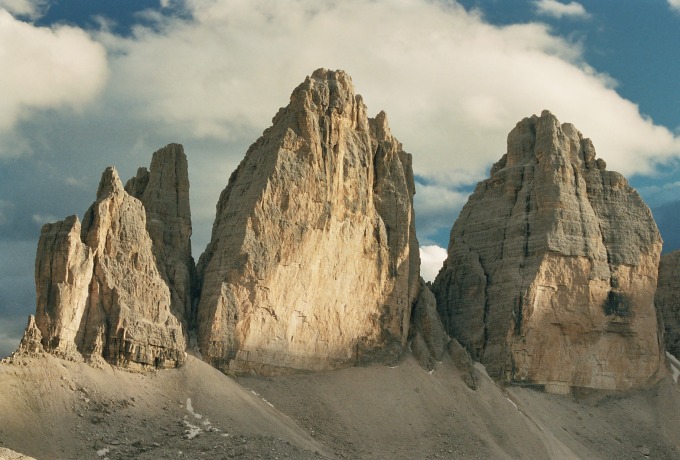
[195,69,421,374]
[26,147,192,369]
[432,110,665,393]
[13,71,671,395]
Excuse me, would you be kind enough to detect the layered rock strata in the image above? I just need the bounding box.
[196,69,420,374]
[28,147,192,369]
[432,110,664,392]
[655,250,680,359]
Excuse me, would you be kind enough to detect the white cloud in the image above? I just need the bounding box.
[93,0,680,193]
[0,0,48,19]
[420,245,448,282]
[0,9,108,135]
[3,0,680,266]
[669,0,680,13]
[534,0,590,19]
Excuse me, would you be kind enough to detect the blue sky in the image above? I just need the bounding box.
[1,0,680,356]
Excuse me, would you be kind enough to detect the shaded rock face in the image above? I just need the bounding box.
[432,110,664,392]
[125,144,195,325]
[656,250,680,359]
[196,69,420,374]
[29,146,192,369]
[410,280,449,371]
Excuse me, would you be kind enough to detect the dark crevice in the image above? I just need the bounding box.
[513,292,524,336]
[479,252,491,359]
[572,164,589,254]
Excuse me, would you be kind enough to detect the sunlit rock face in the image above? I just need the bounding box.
[29,146,193,370]
[433,110,664,393]
[196,69,420,374]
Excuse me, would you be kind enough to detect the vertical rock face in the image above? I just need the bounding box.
[125,144,195,324]
[28,149,191,369]
[655,250,680,359]
[432,111,664,392]
[78,167,186,368]
[196,69,420,374]
[34,215,93,358]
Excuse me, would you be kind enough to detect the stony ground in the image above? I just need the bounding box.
[0,352,678,459]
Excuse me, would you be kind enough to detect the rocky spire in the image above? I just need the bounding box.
[196,69,420,374]
[27,154,190,369]
[432,110,664,393]
[125,143,195,326]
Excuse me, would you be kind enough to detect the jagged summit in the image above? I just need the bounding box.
[22,145,192,369]
[125,143,195,324]
[195,68,421,374]
[432,110,664,393]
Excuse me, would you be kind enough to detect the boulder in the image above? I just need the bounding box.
[432,110,664,392]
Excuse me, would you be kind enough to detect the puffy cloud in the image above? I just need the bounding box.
[0,0,47,19]
[534,0,590,19]
[4,0,680,323]
[669,0,680,13]
[96,0,680,191]
[420,245,448,282]
[0,9,108,137]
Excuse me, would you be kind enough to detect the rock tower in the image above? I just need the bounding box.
[196,69,420,374]
[432,111,664,392]
[29,145,192,369]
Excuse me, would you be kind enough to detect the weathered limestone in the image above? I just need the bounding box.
[77,167,186,368]
[125,144,195,324]
[25,147,192,369]
[433,110,664,392]
[196,69,420,374]
[14,315,44,356]
[656,250,680,359]
[34,216,93,358]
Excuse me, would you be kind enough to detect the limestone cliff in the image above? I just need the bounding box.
[34,215,93,358]
[432,110,664,392]
[196,69,420,374]
[656,250,680,359]
[125,144,195,325]
[27,149,191,369]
